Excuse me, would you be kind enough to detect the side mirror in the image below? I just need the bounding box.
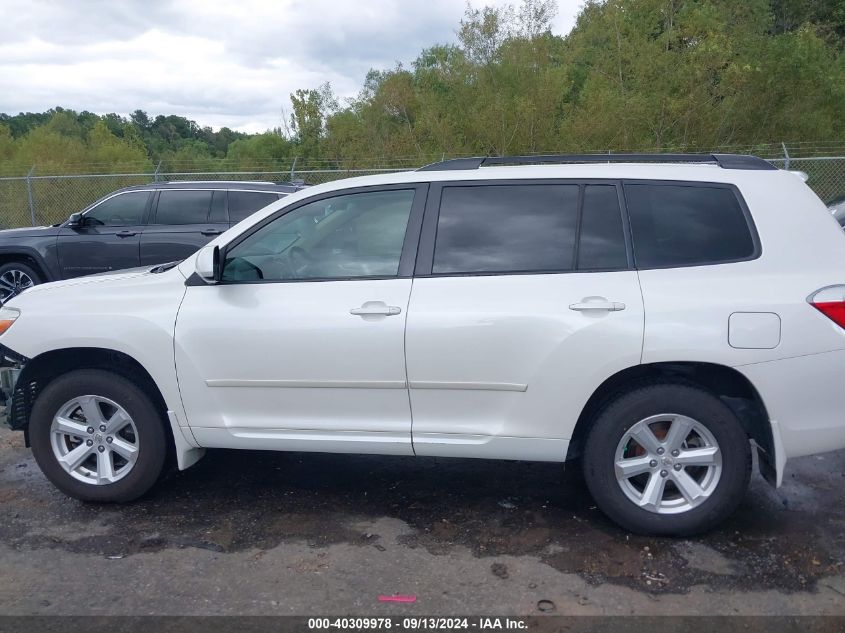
[67,212,83,228]
[196,245,221,283]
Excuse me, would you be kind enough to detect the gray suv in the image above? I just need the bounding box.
[0,180,306,303]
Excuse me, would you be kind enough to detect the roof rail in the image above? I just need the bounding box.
[417,153,776,171]
[161,180,274,185]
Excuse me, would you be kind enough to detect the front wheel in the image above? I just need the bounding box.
[583,383,751,536]
[0,261,41,304]
[29,369,168,502]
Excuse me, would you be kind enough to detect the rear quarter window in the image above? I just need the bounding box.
[624,183,757,268]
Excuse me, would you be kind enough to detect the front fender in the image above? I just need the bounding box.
[0,241,61,281]
[0,267,205,468]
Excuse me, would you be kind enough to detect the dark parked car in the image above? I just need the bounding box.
[0,180,307,303]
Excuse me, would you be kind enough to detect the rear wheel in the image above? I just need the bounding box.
[0,261,41,304]
[583,383,751,536]
[29,369,167,502]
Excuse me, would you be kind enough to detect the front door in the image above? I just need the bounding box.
[406,181,645,460]
[175,185,426,455]
[57,190,150,278]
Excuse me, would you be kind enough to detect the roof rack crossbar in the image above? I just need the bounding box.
[417,153,776,172]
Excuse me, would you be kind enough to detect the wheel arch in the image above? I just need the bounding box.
[0,246,57,282]
[10,346,203,469]
[568,361,774,474]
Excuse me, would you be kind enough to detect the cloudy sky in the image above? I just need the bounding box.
[0,0,582,133]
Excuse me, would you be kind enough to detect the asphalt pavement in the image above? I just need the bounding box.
[1,425,843,616]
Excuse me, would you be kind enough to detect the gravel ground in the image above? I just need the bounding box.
[0,425,844,616]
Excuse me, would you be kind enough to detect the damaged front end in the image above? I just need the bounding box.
[0,345,29,434]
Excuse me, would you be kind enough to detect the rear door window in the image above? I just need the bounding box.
[228,191,281,223]
[624,183,756,268]
[432,184,579,274]
[154,190,213,225]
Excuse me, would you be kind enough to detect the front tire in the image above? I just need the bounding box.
[0,261,42,304]
[583,382,751,536]
[29,369,168,502]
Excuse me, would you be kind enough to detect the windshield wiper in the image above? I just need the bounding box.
[149,261,180,274]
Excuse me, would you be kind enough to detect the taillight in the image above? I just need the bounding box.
[811,301,845,328]
[809,286,845,329]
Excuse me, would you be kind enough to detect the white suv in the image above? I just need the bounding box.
[2,153,843,536]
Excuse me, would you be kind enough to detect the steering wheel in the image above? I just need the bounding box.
[266,253,298,279]
[288,246,312,276]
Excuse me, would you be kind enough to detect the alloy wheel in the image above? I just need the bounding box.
[50,395,140,485]
[0,269,35,304]
[614,413,722,514]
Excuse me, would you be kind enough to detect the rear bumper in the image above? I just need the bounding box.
[737,348,845,475]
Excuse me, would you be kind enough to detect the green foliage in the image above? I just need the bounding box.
[310,0,845,160]
[289,83,339,159]
[0,112,151,176]
[2,0,845,175]
[225,133,294,170]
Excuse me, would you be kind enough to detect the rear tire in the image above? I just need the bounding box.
[0,261,42,304]
[583,382,751,536]
[29,369,167,502]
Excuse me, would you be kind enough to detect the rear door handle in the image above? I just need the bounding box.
[569,299,626,312]
[350,303,402,317]
[116,231,137,238]
[201,229,224,236]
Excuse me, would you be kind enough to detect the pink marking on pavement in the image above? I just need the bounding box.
[378,595,417,603]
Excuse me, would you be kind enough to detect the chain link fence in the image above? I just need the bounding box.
[768,157,845,203]
[0,168,404,228]
[0,157,844,228]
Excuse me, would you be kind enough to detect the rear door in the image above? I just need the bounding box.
[57,190,150,278]
[140,189,228,265]
[405,180,645,461]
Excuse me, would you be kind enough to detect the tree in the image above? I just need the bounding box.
[0,125,15,163]
[2,0,845,174]
[289,83,338,159]
[517,0,558,38]
[226,133,293,171]
[87,120,151,171]
[459,2,514,65]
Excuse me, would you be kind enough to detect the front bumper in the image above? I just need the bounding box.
[0,345,27,429]
[0,367,22,427]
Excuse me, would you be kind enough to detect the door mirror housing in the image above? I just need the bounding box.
[67,212,83,228]
[196,245,221,283]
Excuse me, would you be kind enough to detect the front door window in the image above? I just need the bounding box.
[222,189,415,282]
[84,192,149,226]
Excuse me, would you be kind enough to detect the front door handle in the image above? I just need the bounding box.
[116,230,137,238]
[350,302,402,317]
[201,229,224,236]
[569,298,626,312]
